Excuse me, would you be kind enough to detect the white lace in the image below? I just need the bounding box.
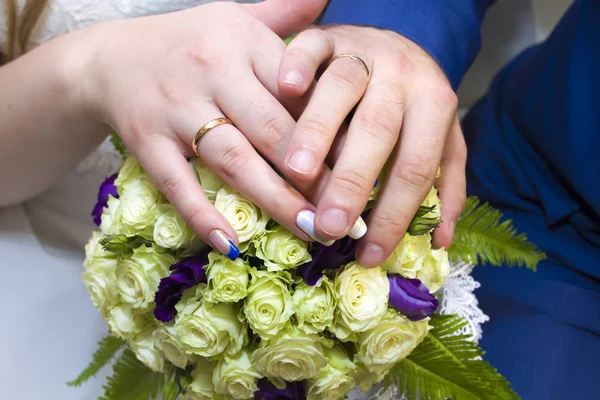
[0,1,488,398]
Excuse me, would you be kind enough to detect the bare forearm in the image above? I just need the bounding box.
[0,30,108,206]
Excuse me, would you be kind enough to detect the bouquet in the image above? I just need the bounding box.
[70,135,545,400]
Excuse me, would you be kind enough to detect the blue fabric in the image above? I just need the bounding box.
[463,0,600,398]
[322,0,494,89]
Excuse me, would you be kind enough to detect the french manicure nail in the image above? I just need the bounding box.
[296,210,335,246]
[287,149,317,175]
[348,216,368,239]
[319,208,349,236]
[208,230,239,260]
[360,244,384,267]
[282,70,304,86]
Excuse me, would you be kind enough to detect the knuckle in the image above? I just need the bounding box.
[392,156,436,189]
[328,65,367,98]
[356,104,400,146]
[259,114,291,154]
[159,175,186,203]
[299,115,336,138]
[389,51,413,74]
[430,83,458,110]
[369,210,409,239]
[183,45,221,71]
[330,169,372,202]
[217,144,251,182]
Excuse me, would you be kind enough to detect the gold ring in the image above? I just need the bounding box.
[192,117,234,155]
[330,53,370,78]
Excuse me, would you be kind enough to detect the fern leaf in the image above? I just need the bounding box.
[110,131,128,159]
[386,315,519,400]
[449,196,546,270]
[100,349,163,400]
[67,336,124,387]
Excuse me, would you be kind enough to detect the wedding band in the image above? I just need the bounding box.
[330,53,370,78]
[192,117,234,155]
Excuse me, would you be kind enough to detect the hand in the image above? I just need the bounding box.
[78,0,328,257]
[277,25,467,266]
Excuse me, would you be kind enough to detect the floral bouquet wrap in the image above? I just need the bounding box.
[70,141,545,400]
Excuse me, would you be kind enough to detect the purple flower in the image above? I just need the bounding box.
[254,379,306,400]
[154,251,210,322]
[92,174,119,226]
[388,275,439,321]
[297,237,358,286]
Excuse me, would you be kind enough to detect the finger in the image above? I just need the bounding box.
[131,136,241,259]
[215,73,327,201]
[314,78,405,240]
[358,86,457,267]
[244,0,327,38]
[284,51,371,182]
[182,108,333,245]
[278,28,333,97]
[432,116,467,249]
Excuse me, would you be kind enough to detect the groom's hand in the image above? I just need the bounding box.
[277,25,467,267]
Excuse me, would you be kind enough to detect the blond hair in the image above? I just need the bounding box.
[3,0,49,60]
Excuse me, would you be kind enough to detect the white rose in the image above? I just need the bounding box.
[213,348,261,399]
[119,177,161,237]
[82,232,119,312]
[253,225,312,271]
[186,358,215,400]
[100,196,123,236]
[330,263,389,341]
[214,186,268,247]
[106,304,149,339]
[116,245,174,310]
[114,156,145,194]
[153,325,190,369]
[153,204,194,250]
[129,326,166,372]
[382,233,431,278]
[415,248,450,293]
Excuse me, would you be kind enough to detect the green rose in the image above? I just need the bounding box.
[416,248,450,293]
[293,277,337,334]
[185,358,215,400]
[130,325,166,372]
[119,177,162,237]
[82,232,118,313]
[253,225,312,271]
[116,244,174,310]
[176,298,247,358]
[252,324,330,389]
[204,252,249,303]
[354,362,394,392]
[106,304,150,339]
[213,348,261,399]
[243,269,294,340]
[153,325,190,369]
[306,344,358,400]
[114,155,145,194]
[153,204,195,250]
[355,309,429,374]
[214,186,269,248]
[190,158,226,203]
[382,233,432,278]
[330,263,389,341]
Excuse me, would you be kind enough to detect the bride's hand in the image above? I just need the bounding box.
[79,0,328,257]
[276,25,467,267]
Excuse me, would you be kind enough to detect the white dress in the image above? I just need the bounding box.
[0,0,502,398]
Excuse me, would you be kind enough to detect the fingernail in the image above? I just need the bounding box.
[319,208,349,236]
[282,70,304,86]
[374,179,379,188]
[208,230,239,260]
[296,210,335,246]
[359,244,384,267]
[287,149,317,175]
[348,216,367,239]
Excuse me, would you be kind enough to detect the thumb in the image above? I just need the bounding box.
[243,0,327,38]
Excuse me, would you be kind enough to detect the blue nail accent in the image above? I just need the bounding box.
[374,179,379,188]
[226,240,240,261]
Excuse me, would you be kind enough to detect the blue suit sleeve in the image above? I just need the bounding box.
[321,0,495,90]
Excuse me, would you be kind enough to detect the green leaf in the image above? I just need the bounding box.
[100,235,154,255]
[408,205,441,235]
[100,349,164,400]
[110,131,128,159]
[449,196,546,270]
[67,336,124,387]
[386,315,519,400]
